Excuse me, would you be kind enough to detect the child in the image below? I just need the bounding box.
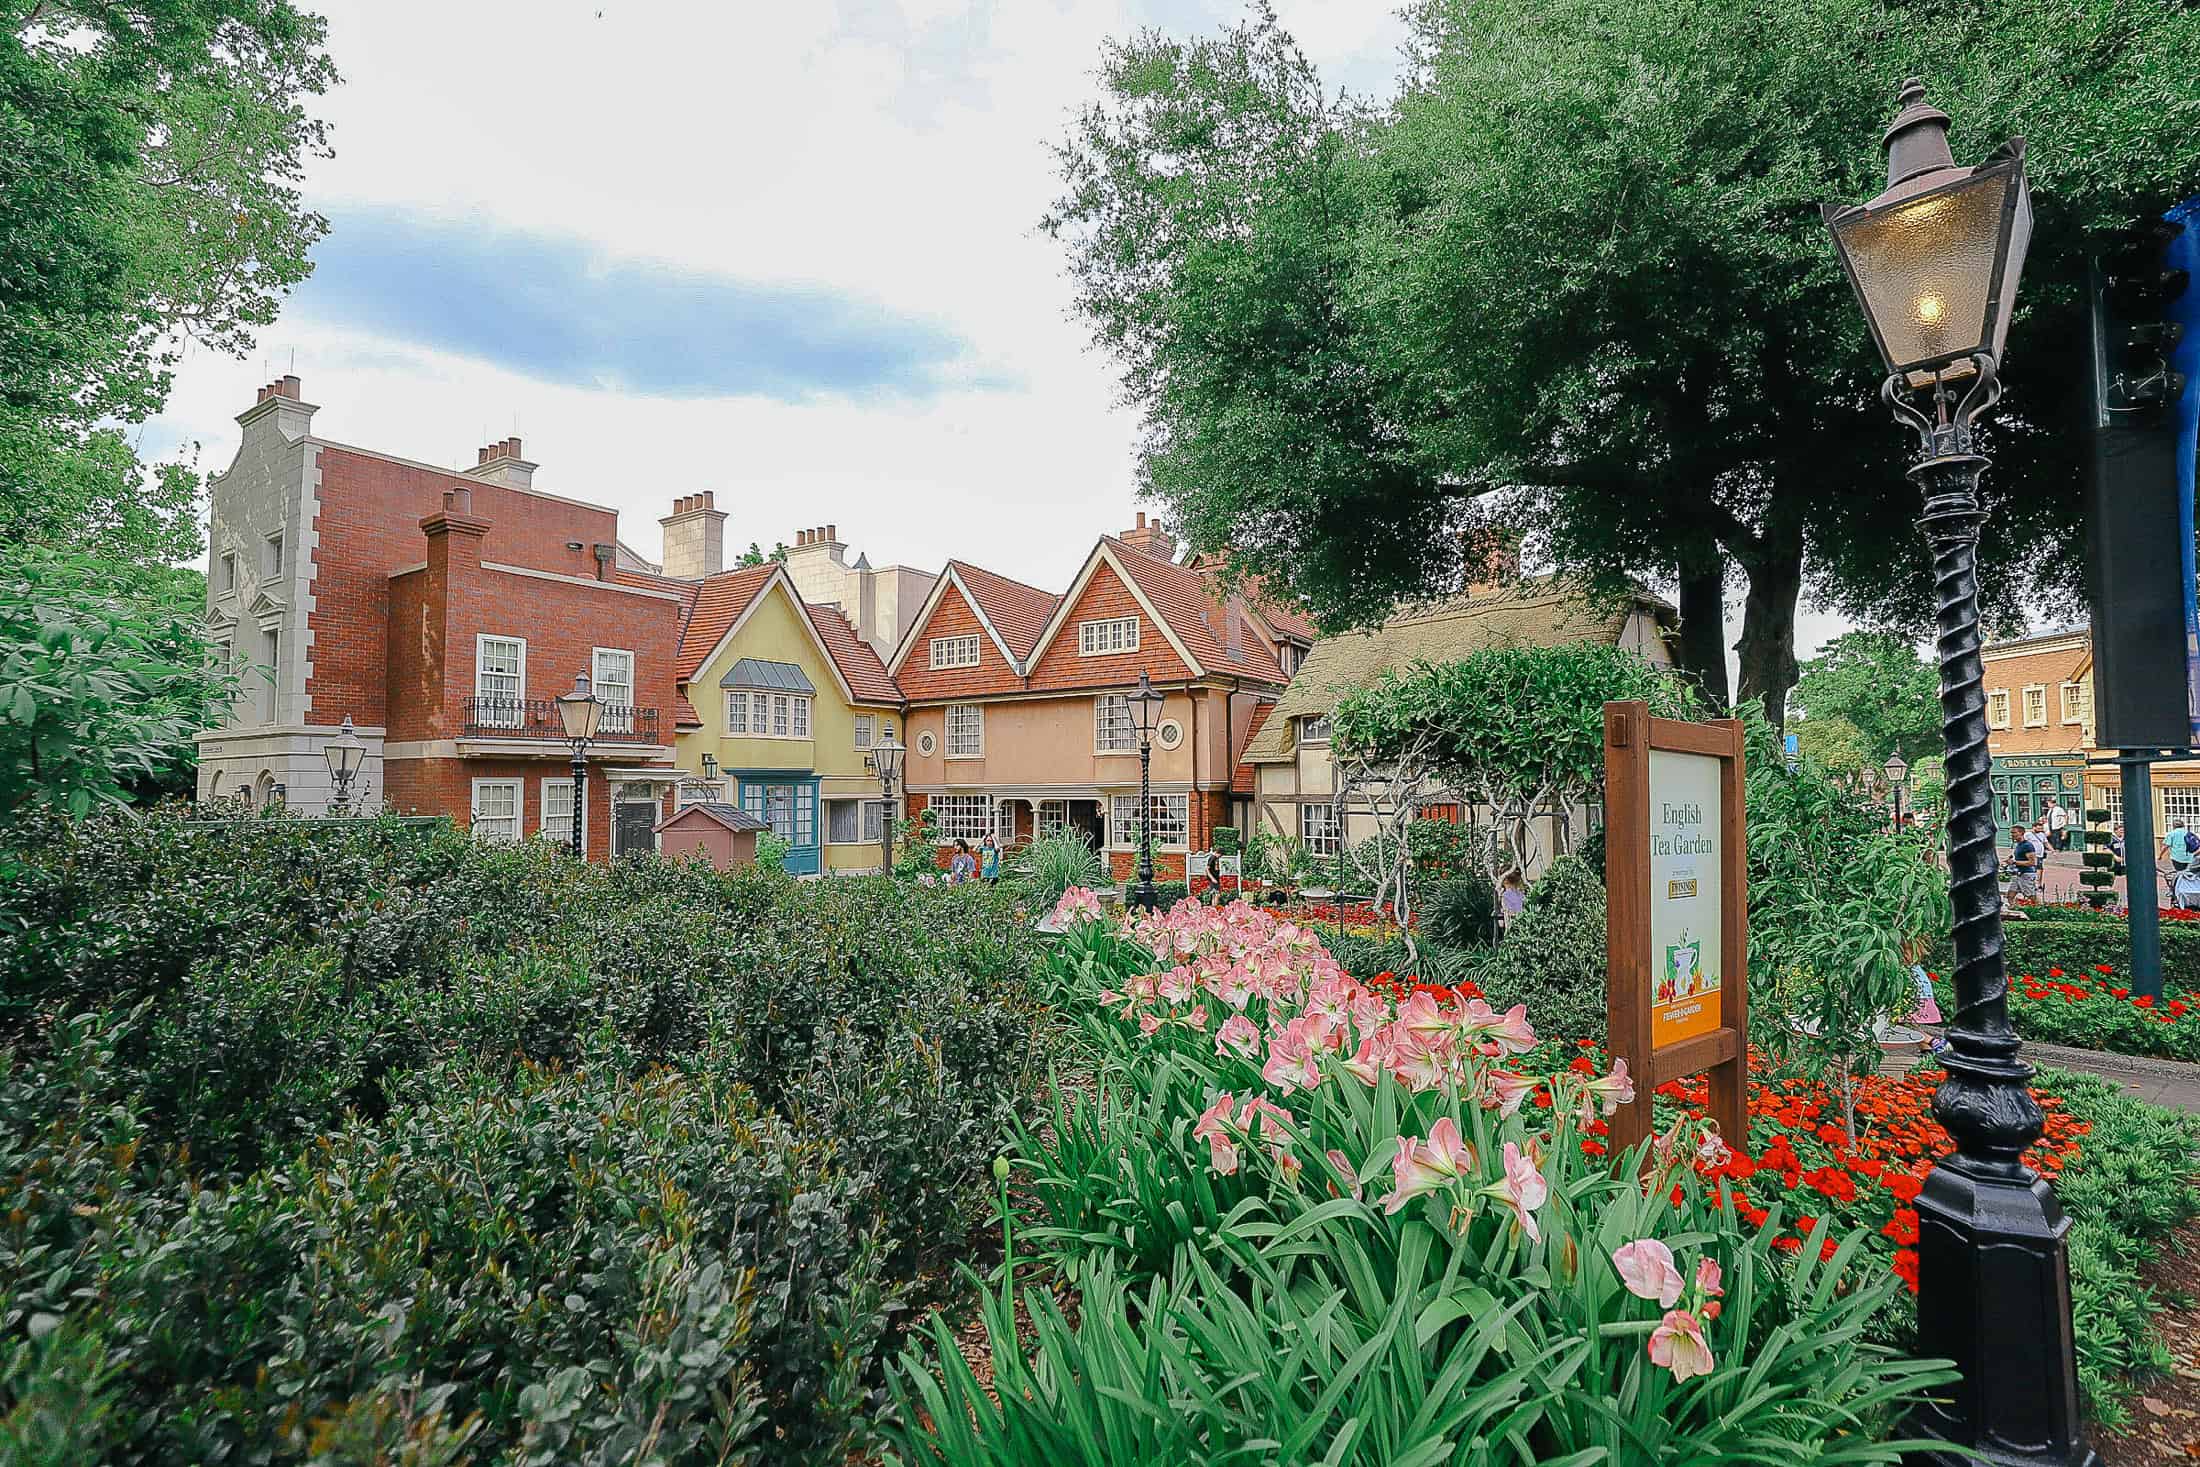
[1499,869,1528,926]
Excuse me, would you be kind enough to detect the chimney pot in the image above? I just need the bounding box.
[701,490,714,509]
[1136,511,1146,529]
[827,523,837,542]
[442,490,456,510]
[280,374,300,399]
[452,486,473,515]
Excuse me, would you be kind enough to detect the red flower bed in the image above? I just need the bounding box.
[1652,1059,2086,1293]
[1936,962,2200,1062]
[1275,900,1419,931]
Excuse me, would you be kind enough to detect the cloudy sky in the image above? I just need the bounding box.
[149,0,1843,668]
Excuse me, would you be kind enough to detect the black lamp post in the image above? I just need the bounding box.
[872,731,905,877]
[1884,750,1911,830]
[323,714,365,816]
[1826,81,2092,1467]
[1129,671,1165,910]
[556,671,603,861]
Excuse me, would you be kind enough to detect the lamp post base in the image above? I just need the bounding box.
[1906,1158,2096,1467]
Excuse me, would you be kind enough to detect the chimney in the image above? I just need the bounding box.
[659,490,726,580]
[463,435,538,492]
[239,374,318,442]
[1463,531,1523,596]
[1119,509,1178,563]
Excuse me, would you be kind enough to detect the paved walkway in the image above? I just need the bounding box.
[1890,1032,2200,1114]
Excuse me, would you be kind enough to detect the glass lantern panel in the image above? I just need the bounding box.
[1835,172,2008,373]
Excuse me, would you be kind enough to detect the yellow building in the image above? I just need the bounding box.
[640,562,904,874]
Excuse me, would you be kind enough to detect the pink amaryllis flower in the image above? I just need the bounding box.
[1215,1013,1261,1059]
[1613,1238,1685,1308]
[1050,886,1104,926]
[1237,1093,1294,1141]
[1325,1148,1362,1201]
[1343,1028,1395,1087]
[1193,1092,1240,1175]
[1397,990,1457,1049]
[1578,1057,1635,1122]
[1261,1017,1324,1093]
[1481,1140,1548,1241]
[1472,1000,1537,1056]
[1385,1024,1451,1092]
[1694,1255,1723,1298]
[1380,1116,1476,1215]
[1481,1069,1535,1118]
[1648,1308,1716,1382]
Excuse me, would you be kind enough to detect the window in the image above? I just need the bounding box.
[475,635,526,727]
[931,794,994,842]
[793,696,809,738]
[731,691,811,739]
[1036,799,1068,835]
[1095,694,1137,752]
[263,532,284,579]
[931,635,982,669]
[259,628,280,723]
[1986,689,2010,730]
[827,799,888,845]
[221,551,238,592]
[542,777,577,844]
[593,648,635,733]
[676,780,724,809]
[472,779,522,842]
[741,782,816,845]
[854,714,874,750]
[946,703,984,758]
[1079,617,1139,656]
[2022,685,2047,728]
[1299,801,1341,857]
[725,690,750,733]
[1111,792,1189,849]
[2165,787,2200,832]
[2061,682,2085,725]
[1298,714,1332,744]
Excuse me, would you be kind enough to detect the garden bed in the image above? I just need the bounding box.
[1930,961,2200,1063]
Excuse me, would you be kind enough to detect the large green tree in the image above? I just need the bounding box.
[1788,631,1942,771]
[1048,0,2200,723]
[3,0,335,566]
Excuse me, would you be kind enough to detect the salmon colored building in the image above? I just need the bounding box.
[888,516,1308,879]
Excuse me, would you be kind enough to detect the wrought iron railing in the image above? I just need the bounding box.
[461,697,659,742]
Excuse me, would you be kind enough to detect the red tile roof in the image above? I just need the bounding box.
[1103,538,1286,684]
[1233,702,1275,793]
[1190,559,1318,644]
[946,559,1058,664]
[671,564,779,682]
[674,692,702,729]
[807,602,902,705]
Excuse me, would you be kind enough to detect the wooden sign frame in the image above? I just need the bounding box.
[1603,701,1748,1157]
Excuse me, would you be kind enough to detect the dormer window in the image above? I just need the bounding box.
[1298,713,1332,744]
[931,635,981,670]
[1079,617,1139,656]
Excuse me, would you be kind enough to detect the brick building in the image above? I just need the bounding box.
[889,515,1306,879]
[1980,629,2090,840]
[195,377,683,856]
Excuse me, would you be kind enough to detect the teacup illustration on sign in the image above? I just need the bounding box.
[1663,931,1702,1000]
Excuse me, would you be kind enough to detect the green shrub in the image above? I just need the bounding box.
[754,829,793,871]
[1419,875,1496,949]
[1405,816,1479,880]
[1472,855,1608,1044]
[1020,829,1105,907]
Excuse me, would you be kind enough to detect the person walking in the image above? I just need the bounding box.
[2047,799,2071,854]
[2163,818,2198,881]
[979,832,1001,885]
[2006,822,2042,903]
[947,839,977,885]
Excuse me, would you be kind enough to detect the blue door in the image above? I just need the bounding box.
[738,776,820,874]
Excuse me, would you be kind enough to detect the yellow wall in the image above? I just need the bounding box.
[674,579,901,870]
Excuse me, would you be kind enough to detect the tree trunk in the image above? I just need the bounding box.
[1674,556,1730,711]
[1734,530,1804,728]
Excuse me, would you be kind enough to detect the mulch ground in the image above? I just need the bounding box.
[2098,1216,2200,1463]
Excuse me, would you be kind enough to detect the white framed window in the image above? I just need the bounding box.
[220,551,238,592]
[263,531,284,580]
[854,714,874,750]
[725,689,750,734]
[2022,685,2046,728]
[2060,682,2085,725]
[676,779,724,809]
[793,696,809,738]
[471,778,523,842]
[2166,787,2200,832]
[1111,792,1189,850]
[1036,799,1068,835]
[258,628,281,723]
[1299,800,1341,857]
[1986,689,2010,730]
[1079,617,1139,656]
[1094,693,1137,753]
[593,648,635,733]
[2100,784,2123,827]
[827,799,888,845]
[475,635,526,727]
[1298,713,1332,744]
[931,794,994,842]
[931,635,982,670]
[541,777,579,844]
[946,703,984,758]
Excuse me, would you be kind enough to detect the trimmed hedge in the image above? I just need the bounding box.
[1923,909,2200,996]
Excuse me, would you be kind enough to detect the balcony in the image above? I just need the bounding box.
[461,697,660,743]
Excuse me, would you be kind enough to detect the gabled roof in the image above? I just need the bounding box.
[808,602,902,705]
[1193,559,1318,645]
[672,564,779,682]
[1233,702,1276,794]
[1241,577,1675,764]
[1029,538,1286,684]
[655,801,768,834]
[888,560,1059,677]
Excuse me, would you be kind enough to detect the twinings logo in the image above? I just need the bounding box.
[1667,878,1697,899]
